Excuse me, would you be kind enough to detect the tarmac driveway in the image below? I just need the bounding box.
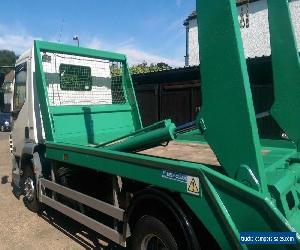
[0,132,112,250]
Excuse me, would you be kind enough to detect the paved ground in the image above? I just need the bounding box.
[0,132,114,250]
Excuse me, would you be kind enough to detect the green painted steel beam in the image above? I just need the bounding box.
[195,0,266,193]
[268,0,300,151]
[34,41,55,141]
[35,40,126,62]
[34,40,143,143]
[122,60,143,130]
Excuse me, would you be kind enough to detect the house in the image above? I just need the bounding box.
[184,0,300,66]
[0,70,14,112]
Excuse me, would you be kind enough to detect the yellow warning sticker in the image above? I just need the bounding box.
[187,176,200,196]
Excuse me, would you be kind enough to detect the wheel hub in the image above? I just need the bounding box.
[24,177,35,201]
[141,233,168,250]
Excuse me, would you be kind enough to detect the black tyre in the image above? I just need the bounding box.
[130,215,178,250]
[23,166,41,212]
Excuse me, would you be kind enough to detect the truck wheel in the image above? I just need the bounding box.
[23,166,41,212]
[130,215,178,250]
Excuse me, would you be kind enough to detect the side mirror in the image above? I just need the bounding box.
[0,72,5,87]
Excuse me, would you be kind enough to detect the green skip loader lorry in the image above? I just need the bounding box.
[2,0,300,249]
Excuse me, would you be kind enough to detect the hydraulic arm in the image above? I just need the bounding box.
[268,0,300,151]
[195,0,300,237]
[196,0,266,193]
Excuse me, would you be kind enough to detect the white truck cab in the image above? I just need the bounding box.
[9,49,38,187]
[12,50,40,154]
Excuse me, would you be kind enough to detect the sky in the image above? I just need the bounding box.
[0,0,195,67]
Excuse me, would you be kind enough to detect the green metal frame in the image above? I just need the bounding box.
[268,0,300,151]
[195,0,266,193]
[33,0,300,247]
[45,142,300,249]
[34,40,142,144]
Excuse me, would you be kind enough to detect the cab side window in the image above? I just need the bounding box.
[13,63,27,110]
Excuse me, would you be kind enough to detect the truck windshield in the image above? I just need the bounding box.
[13,63,27,110]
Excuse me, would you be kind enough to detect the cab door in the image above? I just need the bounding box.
[11,61,29,157]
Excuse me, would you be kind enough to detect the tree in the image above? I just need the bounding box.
[131,62,172,74]
[0,50,17,74]
[111,61,172,77]
[130,62,172,75]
